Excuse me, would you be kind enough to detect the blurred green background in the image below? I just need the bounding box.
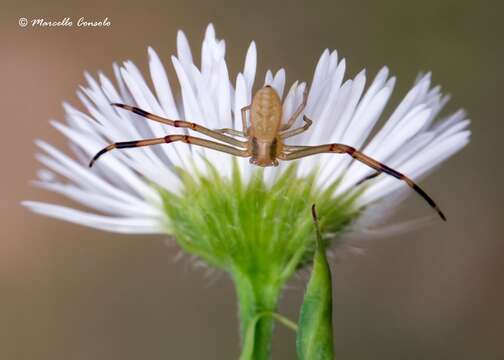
[2,0,503,358]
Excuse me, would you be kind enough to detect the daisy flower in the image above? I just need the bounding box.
[23,23,470,358]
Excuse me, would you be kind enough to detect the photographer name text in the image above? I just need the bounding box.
[19,17,111,28]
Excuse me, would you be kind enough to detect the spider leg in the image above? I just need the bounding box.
[280,89,308,131]
[280,115,313,139]
[355,171,382,186]
[214,128,247,138]
[89,135,250,167]
[241,105,251,135]
[278,143,446,221]
[283,145,310,151]
[112,104,247,148]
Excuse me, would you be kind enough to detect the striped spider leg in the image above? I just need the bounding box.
[278,143,446,221]
[89,104,251,167]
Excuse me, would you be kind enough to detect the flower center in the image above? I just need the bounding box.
[159,160,362,281]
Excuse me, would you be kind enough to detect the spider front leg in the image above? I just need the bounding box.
[241,105,251,135]
[355,171,381,186]
[280,115,313,139]
[112,104,246,148]
[89,135,250,167]
[214,128,247,138]
[280,89,308,131]
[279,143,446,221]
[283,145,310,151]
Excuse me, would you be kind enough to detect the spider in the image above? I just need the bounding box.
[90,85,446,221]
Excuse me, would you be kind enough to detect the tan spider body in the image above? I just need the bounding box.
[90,86,446,221]
[247,86,284,166]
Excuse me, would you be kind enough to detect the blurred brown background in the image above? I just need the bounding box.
[1,0,503,358]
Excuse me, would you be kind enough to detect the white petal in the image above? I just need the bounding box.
[345,215,436,241]
[282,81,300,124]
[36,140,147,206]
[112,62,134,104]
[307,49,330,109]
[348,77,395,146]
[271,68,286,98]
[364,73,431,154]
[264,70,274,85]
[216,60,233,127]
[243,41,257,94]
[177,30,194,65]
[307,59,346,143]
[33,181,159,217]
[50,120,163,204]
[148,47,179,118]
[23,201,163,234]
[234,73,252,182]
[330,70,367,143]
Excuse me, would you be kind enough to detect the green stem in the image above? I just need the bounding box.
[269,312,298,332]
[232,269,282,360]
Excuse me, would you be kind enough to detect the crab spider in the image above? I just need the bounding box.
[90,86,446,221]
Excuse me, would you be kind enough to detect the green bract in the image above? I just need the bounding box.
[296,205,335,360]
[159,160,361,359]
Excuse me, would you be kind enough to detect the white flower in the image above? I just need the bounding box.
[23,23,470,235]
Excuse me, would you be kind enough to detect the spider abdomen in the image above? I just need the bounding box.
[249,86,282,141]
